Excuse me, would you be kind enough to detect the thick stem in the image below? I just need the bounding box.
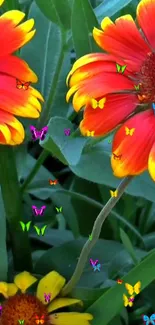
[61,175,133,296]
[0,146,32,271]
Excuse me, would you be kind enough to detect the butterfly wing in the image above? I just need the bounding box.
[34,226,40,236]
[116,63,121,72]
[23,82,30,90]
[125,127,129,135]
[40,126,48,141]
[114,190,118,197]
[19,221,25,231]
[123,294,129,307]
[41,225,47,236]
[16,79,23,89]
[60,207,62,212]
[134,281,141,294]
[110,190,114,197]
[99,98,106,109]
[150,314,155,324]
[142,315,150,325]
[121,65,126,73]
[130,128,135,136]
[32,205,39,216]
[26,221,31,231]
[91,98,97,109]
[125,283,134,295]
[29,126,38,141]
[40,206,46,216]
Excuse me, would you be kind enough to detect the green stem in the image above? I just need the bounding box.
[61,176,133,296]
[21,149,49,193]
[0,146,32,271]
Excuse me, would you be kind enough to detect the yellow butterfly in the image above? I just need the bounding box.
[125,281,141,295]
[91,97,106,109]
[123,294,134,307]
[86,131,94,137]
[110,190,118,197]
[125,127,135,136]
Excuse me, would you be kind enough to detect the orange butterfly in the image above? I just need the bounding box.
[35,315,45,324]
[49,179,58,185]
[16,79,30,90]
[113,153,122,160]
[117,279,123,284]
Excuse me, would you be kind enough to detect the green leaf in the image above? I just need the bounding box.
[95,0,134,22]
[0,190,8,281]
[35,0,73,30]
[87,249,155,325]
[41,117,88,166]
[119,228,139,265]
[70,141,155,203]
[72,0,100,57]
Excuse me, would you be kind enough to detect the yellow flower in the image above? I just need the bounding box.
[0,271,93,325]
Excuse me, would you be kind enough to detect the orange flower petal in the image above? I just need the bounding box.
[93,15,150,71]
[0,11,35,55]
[0,75,43,118]
[80,94,138,136]
[0,110,24,145]
[111,109,155,177]
[137,0,155,49]
[0,55,38,83]
[148,142,155,181]
[67,72,135,112]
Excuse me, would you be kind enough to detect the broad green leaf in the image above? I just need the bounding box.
[72,0,100,57]
[95,0,134,22]
[0,190,7,281]
[70,141,155,203]
[35,0,73,30]
[87,249,155,325]
[120,228,139,265]
[41,117,88,166]
[70,287,105,309]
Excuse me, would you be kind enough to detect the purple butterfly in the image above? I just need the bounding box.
[30,125,48,141]
[32,205,46,216]
[64,128,71,136]
[44,293,51,303]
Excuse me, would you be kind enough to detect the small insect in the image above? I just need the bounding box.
[86,130,94,137]
[34,225,47,236]
[29,126,48,141]
[32,206,46,216]
[49,179,58,185]
[123,294,134,307]
[19,221,31,232]
[117,279,123,284]
[125,127,135,136]
[125,281,141,295]
[113,153,122,160]
[18,321,24,325]
[44,293,51,303]
[116,63,126,74]
[35,315,45,324]
[55,207,63,213]
[91,97,106,109]
[16,79,30,90]
[142,314,155,325]
[110,190,118,198]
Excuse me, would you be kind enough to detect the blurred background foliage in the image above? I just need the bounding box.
[1,0,155,324]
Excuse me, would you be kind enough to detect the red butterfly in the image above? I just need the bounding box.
[35,315,45,324]
[113,153,122,160]
[117,279,123,284]
[49,179,58,185]
[16,79,30,90]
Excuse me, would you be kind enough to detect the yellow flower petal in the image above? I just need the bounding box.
[36,271,66,304]
[7,283,18,296]
[48,298,83,312]
[14,271,37,293]
[0,10,25,26]
[0,0,4,6]
[0,282,9,298]
[50,312,93,325]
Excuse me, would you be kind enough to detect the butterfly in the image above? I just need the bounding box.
[142,314,155,325]
[123,294,134,307]
[64,128,71,136]
[134,84,140,90]
[89,234,93,241]
[125,281,141,295]
[113,153,122,160]
[125,127,135,136]
[91,97,106,109]
[86,130,94,137]
[18,321,25,325]
[29,126,48,141]
[116,63,126,74]
[19,221,31,232]
[49,179,58,185]
[110,190,118,198]
[55,206,63,213]
[117,279,123,284]
[34,225,47,236]
[93,263,101,272]
[16,79,30,90]
[44,293,51,303]
[90,259,98,267]
[32,206,46,216]
[35,315,45,324]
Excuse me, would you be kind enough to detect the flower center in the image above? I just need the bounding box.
[137,52,155,102]
[1,294,50,325]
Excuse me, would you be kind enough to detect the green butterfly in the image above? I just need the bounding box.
[134,84,140,90]
[20,221,31,232]
[18,320,24,325]
[55,206,63,213]
[116,63,126,74]
[34,225,47,236]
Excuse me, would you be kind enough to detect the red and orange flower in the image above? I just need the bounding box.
[66,0,155,181]
[0,0,43,145]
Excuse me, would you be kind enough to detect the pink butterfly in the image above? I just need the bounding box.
[32,206,46,216]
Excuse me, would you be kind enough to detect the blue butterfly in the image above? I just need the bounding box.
[152,103,155,115]
[93,263,101,272]
[142,314,155,324]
